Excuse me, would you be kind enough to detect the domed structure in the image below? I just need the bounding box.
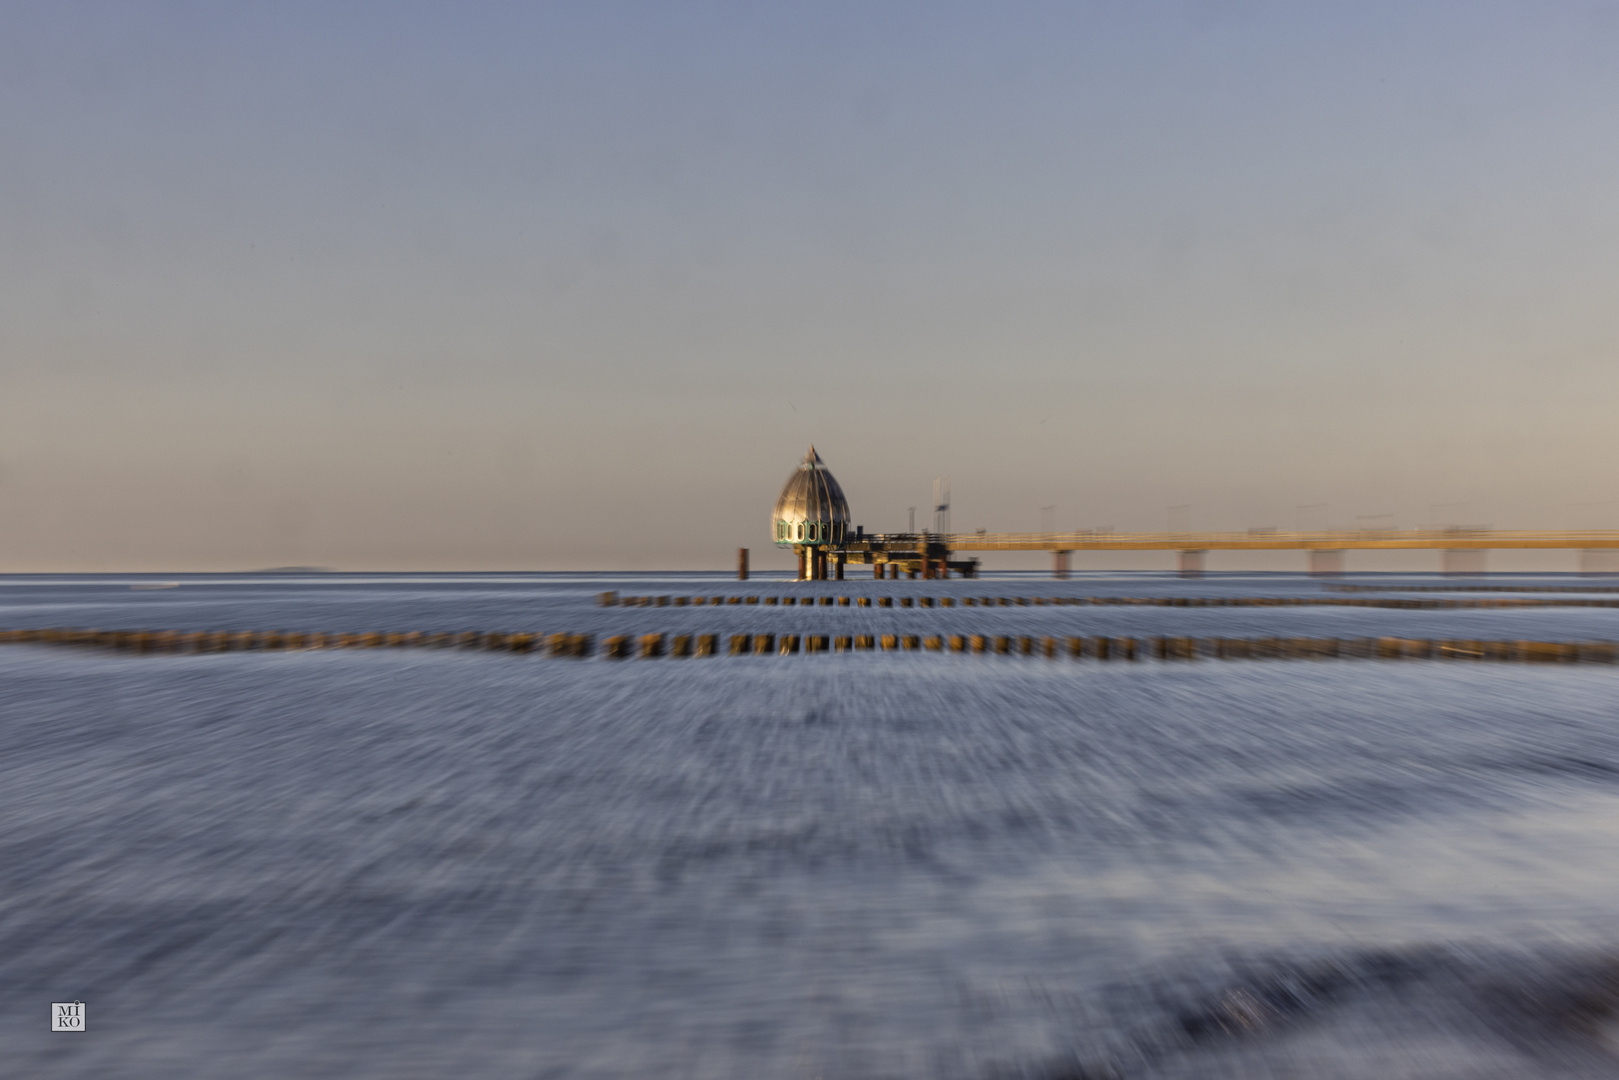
[772,446,851,548]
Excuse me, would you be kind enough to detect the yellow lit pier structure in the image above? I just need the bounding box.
[846,528,1619,579]
[765,448,1619,579]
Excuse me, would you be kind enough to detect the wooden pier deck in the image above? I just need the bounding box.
[814,529,1619,579]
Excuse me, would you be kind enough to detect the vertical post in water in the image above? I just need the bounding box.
[1177,550,1206,578]
[1581,549,1619,575]
[737,548,749,581]
[1441,527,1486,577]
[1307,550,1343,577]
[1052,550,1070,580]
[796,547,807,581]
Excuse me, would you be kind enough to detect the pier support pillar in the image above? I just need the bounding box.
[796,547,807,581]
[737,548,749,581]
[835,554,845,580]
[1052,550,1070,580]
[1177,550,1206,578]
[1442,549,1486,576]
[1307,550,1343,577]
[874,561,884,580]
[1580,549,1619,575]
[889,564,899,579]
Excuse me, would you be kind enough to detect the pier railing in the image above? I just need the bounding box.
[921,529,1619,552]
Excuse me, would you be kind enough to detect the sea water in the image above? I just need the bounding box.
[3,571,1619,1078]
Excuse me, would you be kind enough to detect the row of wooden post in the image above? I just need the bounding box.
[602,592,1619,610]
[598,634,1614,662]
[3,627,1612,664]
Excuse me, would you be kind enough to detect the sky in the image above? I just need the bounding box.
[3,1,1619,572]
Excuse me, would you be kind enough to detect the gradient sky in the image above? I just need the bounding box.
[4,2,1619,571]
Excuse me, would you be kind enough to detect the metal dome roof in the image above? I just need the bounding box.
[772,446,851,527]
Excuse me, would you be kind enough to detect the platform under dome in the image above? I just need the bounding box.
[772,446,851,547]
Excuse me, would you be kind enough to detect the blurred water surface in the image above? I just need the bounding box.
[4,571,1619,1078]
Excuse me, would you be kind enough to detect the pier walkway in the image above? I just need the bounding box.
[828,529,1619,578]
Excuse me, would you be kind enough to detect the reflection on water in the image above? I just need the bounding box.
[2,572,1619,1078]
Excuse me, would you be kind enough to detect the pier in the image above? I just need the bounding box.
[766,447,1619,580]
[809,528,1619,579]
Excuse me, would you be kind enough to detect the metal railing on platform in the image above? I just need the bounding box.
[925,529,1619,552]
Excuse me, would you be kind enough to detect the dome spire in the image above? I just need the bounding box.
[803,445,822,468]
